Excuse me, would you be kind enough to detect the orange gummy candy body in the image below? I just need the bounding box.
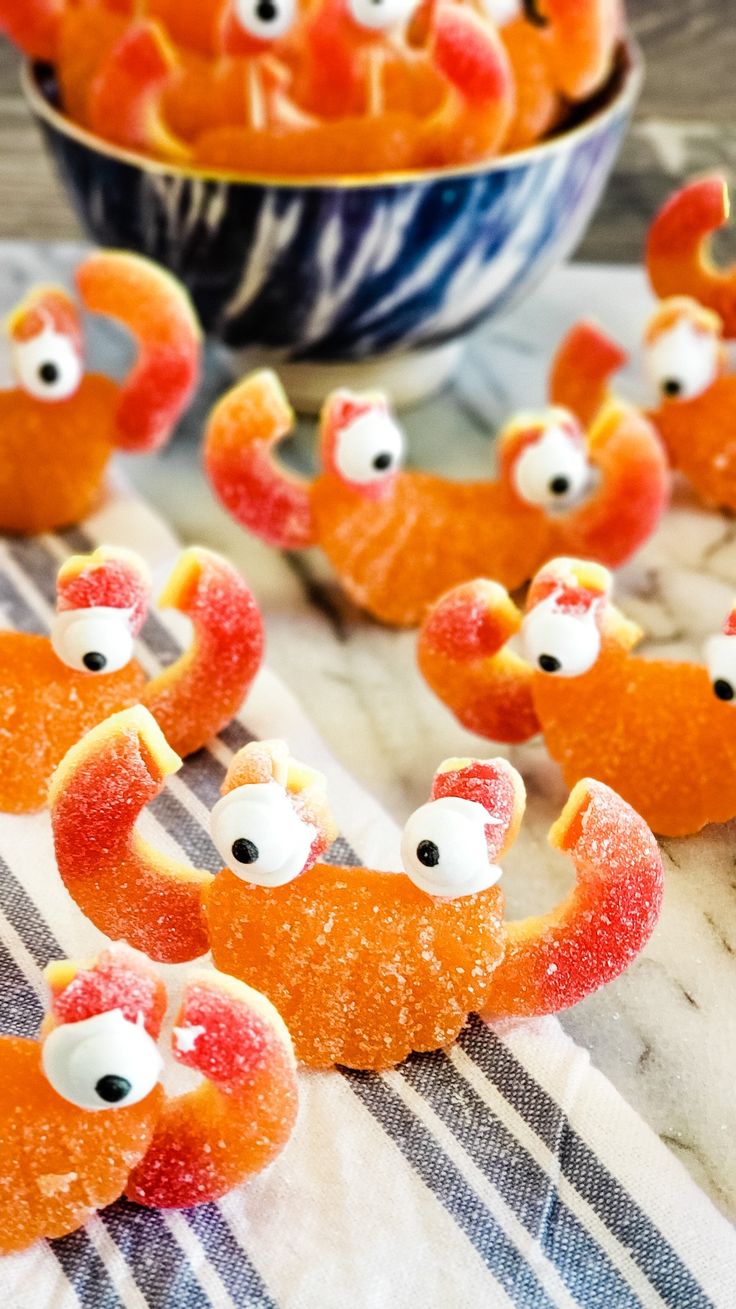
[419,556,736,837]
[646,175,736,338]
[0,634,146,814]
[0,544,262,814]
[2,251,201,534]
[0,377,120,533]
[207,864,507,1068]
[531,642,736,838]
[0,948,297,1250]
[0,1039,161,1253]
[51,708,664,1070]
[205,371,668,628]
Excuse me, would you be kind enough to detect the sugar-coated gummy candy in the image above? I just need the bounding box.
[51,707,664,1070]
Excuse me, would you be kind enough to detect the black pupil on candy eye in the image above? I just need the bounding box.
[95,1074,132,1104]
[662,378,682,397]
[373,452,392,471]
[549,475,570,496]
[83,651,107,672]
[232,838,259,864]
[39,362,59,385]
[713,678,734,702]
[416,839,440,867]
[256,0,278,20]
[538,653,561,673]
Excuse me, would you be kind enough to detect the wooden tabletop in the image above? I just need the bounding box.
[0,2,733,259]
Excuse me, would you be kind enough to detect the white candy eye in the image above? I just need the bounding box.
[42,1010,163,1112]
[50,606,135,675]
[704,633,736,703]
[334,409,404,485]
[347,0,418,29]
[233,0,295,40]
[522,595,601,677]
[645,320,719,402]
[12,328,82,402]
[512,425,590,509]
[480,0,521,24]
[211,780,317,888]
[400,796,502,899]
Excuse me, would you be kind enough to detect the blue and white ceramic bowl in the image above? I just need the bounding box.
[24,45,641,406]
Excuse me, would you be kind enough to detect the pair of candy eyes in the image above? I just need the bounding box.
[234,0,418,40]
[211,784,503,898]
[335,411,590,509]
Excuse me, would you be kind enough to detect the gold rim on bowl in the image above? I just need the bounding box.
[22,39,643,192]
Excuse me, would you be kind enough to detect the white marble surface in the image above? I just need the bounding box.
[1,245,735,1223]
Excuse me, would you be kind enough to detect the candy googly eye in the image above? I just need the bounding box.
[347,0,418,30]
[645,319,719,402]
[211,780,317,888]
[233,0,296,40]
[50,606,135,675]
[704,633,736,703]
[522,596,601,678]
[334,409,404,486]
[12,328,83,403]
[42,1009,163,1112]
[512,424,590,509]
[480,0,522,24]
[400,796,502,899]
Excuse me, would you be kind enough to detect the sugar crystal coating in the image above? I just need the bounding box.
[52,710,664,1070]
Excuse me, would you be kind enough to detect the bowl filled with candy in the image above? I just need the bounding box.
[12,0,642,405]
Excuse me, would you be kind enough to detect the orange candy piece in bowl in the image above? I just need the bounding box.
[2,0,627,171]
[0,543,264,813]
[0,947,298,1252]
[51,708,663,1070]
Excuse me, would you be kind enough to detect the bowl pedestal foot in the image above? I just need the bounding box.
[230,340,465,413]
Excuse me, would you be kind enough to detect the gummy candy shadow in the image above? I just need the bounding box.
[0,948,297,1253]
[51,707,663,1070]
[418,554,736,837]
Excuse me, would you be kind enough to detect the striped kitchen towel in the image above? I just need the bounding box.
[0,484,734,1309]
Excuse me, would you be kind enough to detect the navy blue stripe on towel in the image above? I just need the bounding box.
[460,1018,714,1309]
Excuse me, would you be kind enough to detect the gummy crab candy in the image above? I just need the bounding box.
[51,706,663,1070]
[0,947,298,1253]
[0,0,624,174]
[204,369,668,627]
[551,306,736,512]
[646,174,736,338]
[418,554,736,837]
[0,249,201,533]
[0,542,264,812]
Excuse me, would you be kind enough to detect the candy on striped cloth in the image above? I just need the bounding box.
[0,947,298,1252]
[419,554,736,836]
[0,543,264,813]
[51,707,663,1069]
